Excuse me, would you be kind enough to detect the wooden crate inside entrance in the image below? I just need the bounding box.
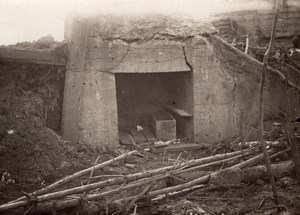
[151,112,176,141]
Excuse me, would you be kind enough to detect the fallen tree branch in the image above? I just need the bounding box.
[0,150,249,212]
[284,62,300,76]
[28,148,289,214]
[242,160,294,182]
[167,153,247,185]
[171,161,294,201]
[171,148,293,186]
[286,56,300,72]
[167,148,290,187]
[269,147,291,159]
[205,35,300,92]
[259,0,280,204]
[124,180,155,213]
[289,131,300,186]
[245,34,249,54]
[1,150,139,210]
[115,149,276,204]
[24,151,251,214]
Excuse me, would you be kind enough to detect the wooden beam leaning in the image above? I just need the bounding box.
[206,34,300,92]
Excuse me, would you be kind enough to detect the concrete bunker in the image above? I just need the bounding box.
[61,14,217,145]
[60,13,300,147]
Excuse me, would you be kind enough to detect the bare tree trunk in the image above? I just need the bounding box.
[259,0,281,204]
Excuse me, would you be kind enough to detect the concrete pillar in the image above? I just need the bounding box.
[62,16,119,146]
[61,17,88,142]
[78,71,119,145]
[186,36,236,143]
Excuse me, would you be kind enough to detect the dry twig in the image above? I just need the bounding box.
[259,0,281,204]
[1,150,139,211]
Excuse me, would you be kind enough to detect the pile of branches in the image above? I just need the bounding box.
[0,143,294,215]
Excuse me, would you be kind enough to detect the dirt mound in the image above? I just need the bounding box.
[4,34,65,50]
[0,62,98,202]
[0,114,96,184]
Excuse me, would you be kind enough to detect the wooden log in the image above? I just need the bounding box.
[167,154,243,186]
[179,147,293,186]
[242,161,294,182]
[29,149,289,214]
[150,161,294,202]
[114,150,276,204]
[128,134,142,149]
[31,175,163,214]
[34,150,247,200]
[151,143,212,153]
[231,149,275,168]
[245,34,249,54]
[29,152,248,214]
[151,153,246,189]
[0,150,248,212]
[1,150,139,210]
[169,149,283,187]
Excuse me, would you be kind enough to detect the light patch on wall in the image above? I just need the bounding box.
[96,90,101,100]
[202,68,209,81]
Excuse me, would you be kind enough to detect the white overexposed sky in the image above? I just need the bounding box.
[0,0,277,45]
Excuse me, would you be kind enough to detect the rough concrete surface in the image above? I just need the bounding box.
[61,13,300,145]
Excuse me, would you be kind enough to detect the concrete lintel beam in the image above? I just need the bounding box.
[85,39,191,73]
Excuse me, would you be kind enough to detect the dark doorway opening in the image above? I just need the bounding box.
[115,72,194,141]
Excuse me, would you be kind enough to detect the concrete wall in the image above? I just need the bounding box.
[85,39,190,73]
[165,72,194,139]
[212,6,300,39]
[78,71,118,144]
[62,15,193,145]
[185,36,237,143]
[185,35,299,143]
[62,17,119,145]
[62,14,299,146]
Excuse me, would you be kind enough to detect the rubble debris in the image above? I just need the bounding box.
[0,144,293,214]
[154,140,170,148]
[153,139,176,148]
[1,172,15,185]
[151,143,210,153]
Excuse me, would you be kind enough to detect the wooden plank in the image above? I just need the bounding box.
[129,127,147,144]
[0,47,66,66]
[142,126,157,142]
[151,143,208,153]
[119,131,132,145]
[165,105,193,117]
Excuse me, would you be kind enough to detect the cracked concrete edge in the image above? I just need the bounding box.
[182,45,193,72]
